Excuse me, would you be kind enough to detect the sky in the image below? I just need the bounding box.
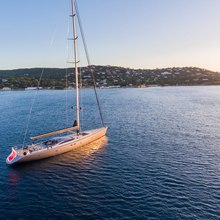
[0,0,220,71]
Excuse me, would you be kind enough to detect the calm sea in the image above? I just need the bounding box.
[0,87,220,219]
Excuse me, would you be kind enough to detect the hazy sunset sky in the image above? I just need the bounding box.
[0,0,220,71]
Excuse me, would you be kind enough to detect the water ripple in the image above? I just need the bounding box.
[1,88,220,219]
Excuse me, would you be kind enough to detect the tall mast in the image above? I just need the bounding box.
[71,0,80,131]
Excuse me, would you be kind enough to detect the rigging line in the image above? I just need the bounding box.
[65,68,69,125]
[75,1,90,65]
[90,67,105,126]
[22,68,45,147]
[65,16,71,125]
[75,1,105,127]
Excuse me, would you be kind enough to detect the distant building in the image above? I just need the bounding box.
[25,87,42,90]
[137,84,146,88]
[1,87,11,91]
[161,72,171,75]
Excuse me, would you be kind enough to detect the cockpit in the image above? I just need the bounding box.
[41,137,71,148]
[43,139,58,147]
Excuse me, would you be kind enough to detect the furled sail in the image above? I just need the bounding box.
[31,126,79,140]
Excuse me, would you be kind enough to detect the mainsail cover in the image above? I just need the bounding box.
[31,126,79,140]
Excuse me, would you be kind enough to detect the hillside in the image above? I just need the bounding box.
[0,66,220,89]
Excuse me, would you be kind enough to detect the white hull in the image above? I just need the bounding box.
[6,127,107,166]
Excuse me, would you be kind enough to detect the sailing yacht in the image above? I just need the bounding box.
[6,0,108,166]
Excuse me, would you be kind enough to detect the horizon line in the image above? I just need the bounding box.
[0,65,219,73]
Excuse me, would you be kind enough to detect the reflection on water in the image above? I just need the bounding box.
[8,172,20,186]
[67,136,108,161]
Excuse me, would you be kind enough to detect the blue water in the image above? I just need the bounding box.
[0,87,220,219]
